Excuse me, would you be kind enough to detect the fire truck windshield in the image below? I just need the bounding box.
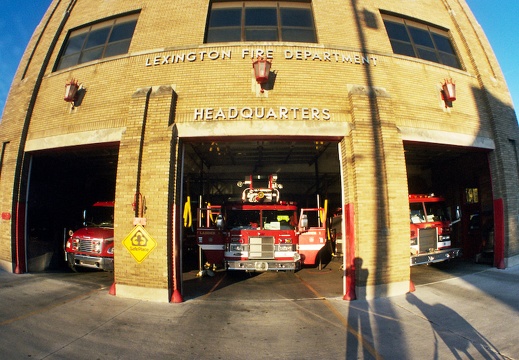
[226,209,296,230]
[425,203,450,222]
[84,206,114,227]
[410,202,450,224]
[227,210,260,229]
[262,210,295,230]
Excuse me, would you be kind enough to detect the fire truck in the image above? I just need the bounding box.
[409,194,461,266]
[196,175,328,272]
[65,201,114,271]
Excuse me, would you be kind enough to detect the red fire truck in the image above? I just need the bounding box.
[409,194,461,266]
[196,175,328,272]
[65,201,114,271]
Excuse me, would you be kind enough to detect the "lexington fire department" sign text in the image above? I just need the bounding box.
[145,48,378,67]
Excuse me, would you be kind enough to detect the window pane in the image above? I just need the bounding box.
[104,40,131,57]
[209,8,242,27]
[416,47,438,62]
[390,40,416,57]
[206,2,317,44]
[207,28,241,42]
[439,53,461,68]
[57,53,81,70]
[384,21,410,42]
[432,33,455,54]
[245,8,277,26]
[84,27,111,49]
[282,28,316,42]
[109,21,137,42]
[79,46,104,63]
[245,28,278,41]
[383,15,461,69]
[56,15,138,71]
[281,8,313,27]
[63,34,87,56]
[408,26,434,47]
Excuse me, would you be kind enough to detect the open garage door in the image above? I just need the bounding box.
[25,144,118,272]
[179,139,342,278]
[404,142,494,265]
[182,139,341,205]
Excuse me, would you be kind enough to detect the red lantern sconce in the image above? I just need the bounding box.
[64,79,79,102]
[252,56,272,93]
[441,78,456,107]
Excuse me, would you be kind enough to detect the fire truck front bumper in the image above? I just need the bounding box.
[69,253,114,271]
[226,258,301,272]
[410,248,462,266]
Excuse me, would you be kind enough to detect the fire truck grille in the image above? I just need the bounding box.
[78,239,95,253]
[249,236,275,259]
[418,228,437,253]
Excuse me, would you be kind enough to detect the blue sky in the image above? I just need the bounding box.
[0,1,518,115]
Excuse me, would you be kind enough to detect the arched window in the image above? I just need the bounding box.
[383,13,462,69]
[206,1,317,43]
[56,13,138,71]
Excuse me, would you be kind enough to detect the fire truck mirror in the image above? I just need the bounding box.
[450,205,462,226]
[301,214,308,229]
[456,206,461,220]
[216,214,224,230]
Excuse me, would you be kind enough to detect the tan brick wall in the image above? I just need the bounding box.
[1,0,518,293]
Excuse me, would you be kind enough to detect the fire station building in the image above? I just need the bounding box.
[1,0,518,302]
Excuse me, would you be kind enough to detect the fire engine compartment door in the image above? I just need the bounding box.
[298,231,326,266]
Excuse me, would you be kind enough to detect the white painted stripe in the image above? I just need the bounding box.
[298,244,325,251]
[274,251,297,257]
[199,244,225,250]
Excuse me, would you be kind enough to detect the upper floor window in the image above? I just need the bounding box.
[382,14,461,69]
[206,1,317,43]
[56,13,138,71]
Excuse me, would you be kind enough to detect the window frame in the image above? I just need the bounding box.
[382,13,462,69]
[55,13,139,71]
[206,1,317,43]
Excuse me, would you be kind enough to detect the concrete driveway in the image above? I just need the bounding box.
[0,259,517,359]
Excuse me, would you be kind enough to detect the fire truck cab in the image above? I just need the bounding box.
[409,194,461,266]
[65,201,114,271]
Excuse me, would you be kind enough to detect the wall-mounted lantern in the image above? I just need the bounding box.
[252,56,272,93]
[64,79,79,103]
[442,78,456,102]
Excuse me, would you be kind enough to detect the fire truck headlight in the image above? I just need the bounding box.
[293,253,301,261]
[93,240,102,253]
[107,247,114,254]
[410,238,417,246]
[230,244,244,252]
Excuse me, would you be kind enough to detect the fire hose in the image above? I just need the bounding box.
[183,196,192,228]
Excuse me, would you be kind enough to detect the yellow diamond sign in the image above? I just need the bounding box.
[123,225,157,263]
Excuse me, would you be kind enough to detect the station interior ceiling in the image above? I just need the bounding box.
[31,139,481,209]
[182,140,341,207]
